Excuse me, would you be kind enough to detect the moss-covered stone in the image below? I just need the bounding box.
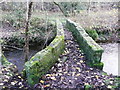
[85,28,99,41]
[0,53,12,67]
[0,52,18,78]
[24,20,65,86]
[88,62,104,70]
[66,19,104,69]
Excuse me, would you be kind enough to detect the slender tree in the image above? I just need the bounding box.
[0,1,3,80]
[24,1,33,62]
[53,2,67,17]
[87,0,91,15]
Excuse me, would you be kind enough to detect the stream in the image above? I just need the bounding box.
[3,43,119,76]
[100,43,119,76]
[4,46,42,72]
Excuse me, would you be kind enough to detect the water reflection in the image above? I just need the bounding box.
[100,43,119,76]
[4,46,42,72]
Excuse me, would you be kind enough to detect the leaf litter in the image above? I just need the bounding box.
[34,30,120,89]
[1,29,119,89]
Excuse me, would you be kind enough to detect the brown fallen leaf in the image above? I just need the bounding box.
[107,85,112,88]
[64,72,67,74]
[44,84,50,87]
[76,67,81,72]
[80,60,84,63]
[11,82,16,85]
[76,73,80,77]
[50,77,56,80]
[72,72,76,76]
[95,75,99,79]
[46,74,51,77]
[0,83,4,86]
[18,76,21,79]
[3,79,8,82]
[40,80,44,83]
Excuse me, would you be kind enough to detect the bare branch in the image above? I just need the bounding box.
[53,2,67,17]
[0,0,6,3]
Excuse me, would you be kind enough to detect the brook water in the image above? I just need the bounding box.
[4,46,42,72]
[100,43,119,76]
[4,43,119,75]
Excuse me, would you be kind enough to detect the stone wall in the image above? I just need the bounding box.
[24,20,65,86]
[0,51,18,83]
[0,52,13,67]
[66,19,104,69]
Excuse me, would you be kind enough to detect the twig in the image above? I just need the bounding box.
[0,0,6,3]
[53,2,67,17]
[2,45,23,51]
[42,30,53,49]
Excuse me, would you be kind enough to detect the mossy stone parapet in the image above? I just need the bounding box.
[66,19,104,69]
[0,51,18,77]
[24,20,65,86]
[0,52,13,67]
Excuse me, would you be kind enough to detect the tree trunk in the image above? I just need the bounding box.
[53,2,67,17]
[0,45,3,88]
[24,1,33,62]
[87,0,91,15]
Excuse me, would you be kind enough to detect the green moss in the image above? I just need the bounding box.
[88,62,104,70]
[21,69,26,77]
[85,29,99,41]
[66,19,104,69]
[114,77,120,87]
[101,72,107,76]
[0,54,12,66]
[26,41,64,85]
[85,84,93,89]
[24,20,65,86]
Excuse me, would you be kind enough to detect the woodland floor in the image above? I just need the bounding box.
[0,30,119,90]
[0,3,119,89]
[0,23,18,39]
[33,29,119,89]
[2,30,118,90]
[0,29,119,89]
[1,29,119,89]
